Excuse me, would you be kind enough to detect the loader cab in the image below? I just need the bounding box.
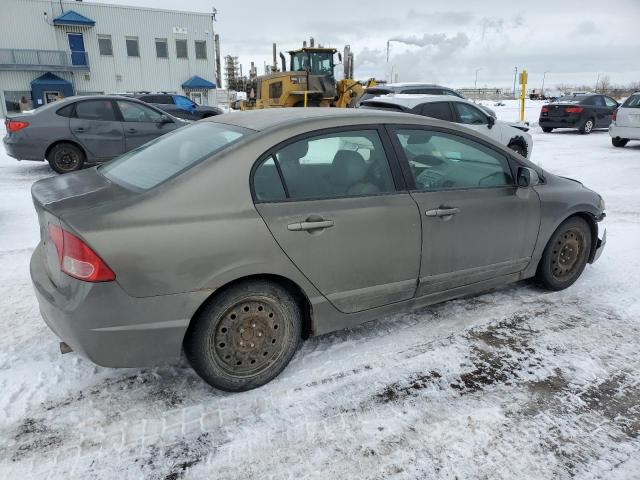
[289,48,336,76]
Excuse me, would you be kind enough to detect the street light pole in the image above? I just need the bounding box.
[474,68,481,90]
[513,66,518,98]
[541,71,549,95]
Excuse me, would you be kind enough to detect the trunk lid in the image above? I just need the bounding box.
[616,107,640,127]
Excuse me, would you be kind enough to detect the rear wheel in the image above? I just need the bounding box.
[535,216,592,291]
[185,280,302,391]
[542,127,553,133]
[579,118,594,134]
[612,137,629,148]
[47,143,85,174]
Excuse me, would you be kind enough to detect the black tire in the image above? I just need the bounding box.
[579,118,594,135]
[47,142,85,174]
[507,140,527,157]
[535,216,592,291]
[185,280,302,391]
[542,127,553,133]
[612,137,629,148]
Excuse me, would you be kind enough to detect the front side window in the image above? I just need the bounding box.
[453,102,487,125]
[394,128,513,190]
[155,38,168,58]
[176,39,188,59]
[173,95,195,111]
[126,37,139,57]
[195,41,207,59]
[74,100,117,121]
[255,129,395,201]
[98,35,113,56]
[101,123,251,190]
[116,101,163,122]
[604,96,618,108]
[420,102,453,121]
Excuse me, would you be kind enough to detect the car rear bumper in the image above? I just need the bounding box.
[30,242,210,367]
[538,117,581,128]
[609,124,640,140]
[3,135,45,161]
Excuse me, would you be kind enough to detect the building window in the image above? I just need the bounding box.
[176,39,188,59]
[126,37,140,57]
[98,35,113,56]
[155,38,168,58]
[195,41,207,60]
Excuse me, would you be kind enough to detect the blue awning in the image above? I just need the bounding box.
[53,10,96,27]
[31,72,72,87]
[182,76,216,89]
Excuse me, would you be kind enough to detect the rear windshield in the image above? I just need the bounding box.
[359,101,405,112]
[622,95,640,108]
[100,122,252,190]
[554,96,588,104]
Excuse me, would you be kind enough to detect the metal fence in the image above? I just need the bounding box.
[0,49,89,70]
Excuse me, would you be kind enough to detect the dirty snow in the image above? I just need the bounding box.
[1,101,640,479]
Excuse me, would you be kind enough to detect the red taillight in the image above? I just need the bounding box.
[541,106,549,113]
[6,119,30,133]
[565,106,584,114]
[612,109,617,121]
[47,224,115,282]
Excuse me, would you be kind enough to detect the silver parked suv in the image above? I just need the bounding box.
[30,109,606,392]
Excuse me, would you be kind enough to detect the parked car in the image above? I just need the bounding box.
[128,93,223,120]
[609,92,640,147]
[30,108,606,392]
[539,94,619,134]
[3,95,185,173]
[356,82,497,117]
[359,94,533,158]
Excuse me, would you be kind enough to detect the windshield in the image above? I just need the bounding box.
[100,123,252,190]
[622,94,640,108]
[291,51,333,75]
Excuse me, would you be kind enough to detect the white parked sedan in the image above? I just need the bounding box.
[610,92,640,148]
[359,94,533,158]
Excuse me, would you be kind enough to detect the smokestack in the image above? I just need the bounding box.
[343,45,351,79]
[303,40,307,48]
[310,37,315,47]
[279,52,286,72]
[272,43,277,72]
[214,34,222,87]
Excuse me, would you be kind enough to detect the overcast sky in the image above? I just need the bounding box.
[92,0,639,89]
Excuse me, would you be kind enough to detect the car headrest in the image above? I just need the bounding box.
[332,150,367,184]
[407,131,433,145]
[278,140,309,165]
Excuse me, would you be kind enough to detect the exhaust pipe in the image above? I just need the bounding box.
[279,52,286,72]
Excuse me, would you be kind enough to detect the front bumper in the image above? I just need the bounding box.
[592,228,606,263]
[609,124,640,140]
[30,243,210,367]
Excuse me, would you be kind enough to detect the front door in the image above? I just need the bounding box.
[115,100,177,150]
[70,99,125,159]
[451,101,502,144]
[67,33,86,66]
[390,126,540,296]
[253,128,421,313]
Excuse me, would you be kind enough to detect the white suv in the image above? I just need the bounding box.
[360,94,533,159]
[610,92,640,147]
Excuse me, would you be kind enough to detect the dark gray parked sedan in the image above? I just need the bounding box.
[3,95,184,173]
[30,109,606,391]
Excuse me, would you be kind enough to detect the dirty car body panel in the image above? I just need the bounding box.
[30,108,606,368]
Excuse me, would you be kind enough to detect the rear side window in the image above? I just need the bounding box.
[116,100,163,122]
[74,100,117,121]
[419,102,453,121]
[604,96,618,108]
[453,102,487,125]
[56,104,75,118]
[254,130,396,201]
[101,123,251,190]
[622,95,640,108]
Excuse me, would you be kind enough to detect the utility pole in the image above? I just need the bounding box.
[541,71,549,95]
[513,67,518,98]
[474,68,481,90]
[595,72,601,92]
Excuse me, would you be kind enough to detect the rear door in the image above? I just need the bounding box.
[389,126,540,295]
[418,101,455,122]
[591,95,610,127]
[70,99,125,160]
[115,100,177,150]
[253,127,422,313]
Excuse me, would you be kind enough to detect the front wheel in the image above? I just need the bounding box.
[579,118,594,135]
[47,143,85,174]
[185,280,302,391]
[535,216,592,291]
[612,137,629,148]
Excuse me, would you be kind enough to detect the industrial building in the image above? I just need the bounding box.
[0,0,222,116]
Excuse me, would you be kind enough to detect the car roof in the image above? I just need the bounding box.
[204,107,439,132]
[361,94,470,109]
[366,83,448,92]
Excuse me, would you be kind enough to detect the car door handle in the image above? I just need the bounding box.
[127,128,137,133]
[73,127,86,133]
[287,220,334,231]
[425,207,460,218]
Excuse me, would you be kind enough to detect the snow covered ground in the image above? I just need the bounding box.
[1,102,640,479]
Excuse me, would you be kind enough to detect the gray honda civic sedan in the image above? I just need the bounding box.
[30,108,606,391]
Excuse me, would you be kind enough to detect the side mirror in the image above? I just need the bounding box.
[518,166,540,187]
[487,115,496,129]
[157,114,172,125]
